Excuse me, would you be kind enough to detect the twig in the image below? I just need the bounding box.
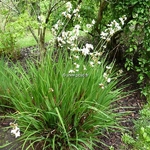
[28,26,39,43]
[1,0,18,13]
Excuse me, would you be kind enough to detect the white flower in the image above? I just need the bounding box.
[107,78,111,83]
[74,24,80,30]
[38,15,45,23]
[11,127,20,138]
[71,47,80,52]
[66,2,72,12]
[49,88,54,92]
[74,63,80,68]
[10,123,20,138]
[103,45,107,49]
[74,25,80,35]
[62,11,66,16]
[69,70,75,73]
[73,55,79,59]
[110,28,115,35]
[97,61,101,65]
[100,31,108,39]
[74,13,80,18]
[66,13,71,19]
[92,19,96,25]
[106,38,110,42]
[119,69,123,74]
[119,17,124,25]
[122,15,127,20]
[62,31,68,39]
[81,47,90,56]
[83,65,87,70]
[53,24,59,30]
[51,28,56,35]
[89,61,94,67]
[89,52,94,56]
[86,24,92,28]
[99,83,104,89]
[94,51,102,56]
[86,43,94,50]
[57,37,63,42]
[73,8,80,14]
[114,21,121,30]
[106,66,111,70]
[103,73,108,78]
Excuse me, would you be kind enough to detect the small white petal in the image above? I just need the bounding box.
[92,19,95,25]
[69,70,75,73]
[76,64,80,68]
[86,24,92,28]
[106,66,111,69]
[107,78,111,83]
[86,43,94,50]
[99,83,104,89]
[81,47,90,56]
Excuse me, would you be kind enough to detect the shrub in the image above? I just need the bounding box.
[123,104,150,150]
[0,46,126,149]
[0,29,19,58]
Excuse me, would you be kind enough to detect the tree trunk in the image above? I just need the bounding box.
[39,28,46,61]
[95,0,108,34]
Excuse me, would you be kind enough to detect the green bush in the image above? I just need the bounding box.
[123,105,150,150]
[111,0,150,97]
[0,48,126,149]
[0,29,19,58]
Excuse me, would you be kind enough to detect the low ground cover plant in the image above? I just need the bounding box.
[122,103,150,150]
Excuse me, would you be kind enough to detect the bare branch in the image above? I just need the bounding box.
[28,26,39,43]
[45,0,64,24]
[10,0,20,14]
[1,0,18,13]
[41,0,65,44]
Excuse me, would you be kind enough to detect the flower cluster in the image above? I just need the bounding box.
[62,2,81,19]
[103,72,111,83]
[51,1,123,83]
[51,20,64,36]
[99,66,112,89]
[81,43,93,56]
[100,15,127,41]
[10,122,20,138]
[84,19,96,33]
[56,24,80,48]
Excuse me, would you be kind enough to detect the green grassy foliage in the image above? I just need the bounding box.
[0,50,125,149]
